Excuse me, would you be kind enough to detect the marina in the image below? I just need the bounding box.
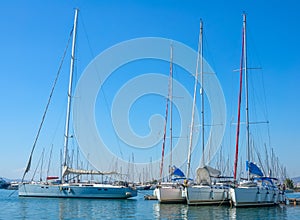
[1,1,299,219]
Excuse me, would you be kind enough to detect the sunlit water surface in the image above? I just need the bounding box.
[1,189,300,219]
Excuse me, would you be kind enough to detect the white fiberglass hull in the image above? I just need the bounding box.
[229,186,281,207]
[19,183,137,199]
[185,185,229,205]
[155,186,186,203]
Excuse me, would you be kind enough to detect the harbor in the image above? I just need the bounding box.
[1,189,300,219]
[1,1,299,219]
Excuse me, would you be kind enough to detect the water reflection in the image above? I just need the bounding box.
[58,198,138,219]
[2,190,299,219]
[186,205,230,219]
[229,205,289,220]
[152,202,290,220]
[153,203,188,219]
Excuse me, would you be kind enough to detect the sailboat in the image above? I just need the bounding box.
[154,44,187,204]
[155,166,186,203]
[183,20,229,206]
[18,9,137,199]
[228,13,282,207]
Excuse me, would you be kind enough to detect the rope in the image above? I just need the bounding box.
[21,28,74,183]
[80,13,125,162]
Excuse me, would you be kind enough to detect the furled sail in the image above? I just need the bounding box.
[62,166,118,177]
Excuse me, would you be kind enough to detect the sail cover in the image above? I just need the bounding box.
[246,161,264,177]
[195,166,221,185]
[205,165,221,177]
[172,166,185,177]
[62,166,118,177]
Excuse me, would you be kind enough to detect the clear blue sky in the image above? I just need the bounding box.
[0,0,299,180]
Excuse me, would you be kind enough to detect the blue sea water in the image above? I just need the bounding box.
[1,189,300,219]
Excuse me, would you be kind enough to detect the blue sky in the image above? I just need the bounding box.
[0,0,299,180]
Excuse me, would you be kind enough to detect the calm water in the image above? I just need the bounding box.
[1,189,300,219]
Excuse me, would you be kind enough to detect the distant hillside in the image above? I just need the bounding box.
[0,177,10,182]
[0,177,21,183]
[0,177,10,189]
[1,177,10,182]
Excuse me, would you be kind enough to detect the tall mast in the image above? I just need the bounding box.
[233,13,246,181]
[63,9,79,178]
[169,43,173,181]
[243,13,250,181]
[200,20,205,167]
[186,20,202,180]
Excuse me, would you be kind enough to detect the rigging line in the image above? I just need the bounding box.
[257,67,273,152]
[202,24,218,77]
[40,148,44,181]
[31,148,45,182]
[244,20,266,117]
[98,82,125,159]
[159,43,173,180]
[252,139,266,176]
[21,28,74,182]
[244,23,271,152]
[80,14,124,161]
[46,144,54,180]
[79,12,95,65]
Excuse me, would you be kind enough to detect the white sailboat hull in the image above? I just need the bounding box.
[229,186,281,207]
[19,183,137,199]
[185,185,229,205]
[155,186,186,203]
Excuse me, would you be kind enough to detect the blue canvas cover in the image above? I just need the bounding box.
[246,161,264,176]
[172,166,185,177]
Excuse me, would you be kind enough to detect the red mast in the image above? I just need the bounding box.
[233,23,245,181]
[159,91,169,180]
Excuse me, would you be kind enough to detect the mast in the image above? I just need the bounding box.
[233,13,246,181]
[169,43,173,181]
[62,9,79,180]
[243,13,251,181]
[200,20,205,167]
[186,20,202,180]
